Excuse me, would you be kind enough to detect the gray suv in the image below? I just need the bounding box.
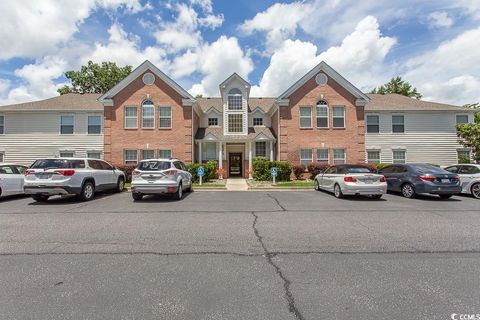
[24,158,126,202]
[131,158,192,201]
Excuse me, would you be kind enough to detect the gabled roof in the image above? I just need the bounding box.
[195,97,276,114]
[366,94,474,112]
[277,61,370,105]
[219,72,251,90]
[0,93,102,111]
[98,60,194,102]
[195,127,276,141]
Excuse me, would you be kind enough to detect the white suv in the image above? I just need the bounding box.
[24,158,125,202]
[131,158,192,201]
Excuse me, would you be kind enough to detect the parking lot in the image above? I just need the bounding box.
[1,190,480,320]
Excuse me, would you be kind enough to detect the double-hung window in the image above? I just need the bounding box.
[205,143,217,160]
[316,100,328,128]
[392,115,405,133]
[456,114,469,125]
[158,149,172,159]
[141,150,155,160]
[255,142,267,157]
[299,106,312,128]
[142,100,155,128]
[332,106,345,128]
[208,118,218,126]
[366,115,379,133]
[333,149,346,164]
[316,148,329,164]
[88,115,102,134]
[59,151,74,158]
[253,118,263,126]
[60,115,74,134]
[300,149,312,166]
[159,106,172,128]
[87,151,102,159]
[392,150,406,164]
[0,115,4,134]
[367,150,381,164]
[227,88,243,110]
[124,150,138,164]
[228,114,243,133]
[125,106,138,128]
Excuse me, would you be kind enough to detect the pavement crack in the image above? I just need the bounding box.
[251,212,304,320]
[266,193,287,211]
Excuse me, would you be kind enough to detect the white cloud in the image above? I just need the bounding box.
[404,27,480,104]
[199,13,224,29]
[427,11,454,28]
[252,16,396,96]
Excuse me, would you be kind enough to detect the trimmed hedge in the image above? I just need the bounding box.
[186,160,217,183]
[292,164,305,180]
[252,157,292,182]
[117,165,136,183]
[306,162,330,180]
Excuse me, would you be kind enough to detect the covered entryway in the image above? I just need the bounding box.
[229,152,242,176]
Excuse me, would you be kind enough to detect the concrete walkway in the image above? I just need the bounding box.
[225,178,249,191]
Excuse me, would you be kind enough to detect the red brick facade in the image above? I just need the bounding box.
[104,69,193,166]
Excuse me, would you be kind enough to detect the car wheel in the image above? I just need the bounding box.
[314,179,321,191]
[116,177,125,193]
[79,181,95,201]
[32,194,49,202]
[371,194,382,199]
[439,194,452,199]
[333,184,344,198]
[471,183,480,199]
[132,192,143,201]
[174,183,183,200]
[401,183,416,198]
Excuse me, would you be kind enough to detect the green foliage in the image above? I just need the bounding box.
[306,162,330,180]
[57,61,132,95]
[457,123,480,163]
[370,76,422,99]
[252,157,292,181]
[374,163,390,170]
[186,161,217,183]
[463,103,480,123]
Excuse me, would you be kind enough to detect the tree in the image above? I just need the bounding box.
[370,76,423,99]
[58,61,132,95]
[457,103,480,163]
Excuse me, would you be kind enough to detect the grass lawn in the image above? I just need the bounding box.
[274,181,315,187]
[124,182,131,188]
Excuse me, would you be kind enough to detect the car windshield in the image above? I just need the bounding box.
[346,166,372,173]
[137,161,171,171]
[31,159,85,169]
[412,165,446,174]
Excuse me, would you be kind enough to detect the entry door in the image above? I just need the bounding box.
[229,153,242,176]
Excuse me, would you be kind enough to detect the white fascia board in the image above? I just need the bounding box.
[182,98,195,106]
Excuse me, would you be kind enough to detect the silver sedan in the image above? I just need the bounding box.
[314,164,387,199]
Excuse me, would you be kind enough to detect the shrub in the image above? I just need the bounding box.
[273,160,292,182]
[186,160,217,183]
[117,165,136,183]
[252,157,293,181]
[374,163,390,170]
[292,164,306,180]
[306,162,330,180]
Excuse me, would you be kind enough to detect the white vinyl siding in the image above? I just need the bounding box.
[0,115,4,134]
[0,152,4,162]
[300,148,312,166]
[299,106,312,128]
[88,115,102,134]
[142,101,155,128]
[159,106,172,128]
[124,150,138,164]
[60,115,74,134]
[125,106,138,129]
[316,148,329,164]
[333,149,346,164]
[332,106,345,128]
[367,150,381,164]
[316,101,328,128]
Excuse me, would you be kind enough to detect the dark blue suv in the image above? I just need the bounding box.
[378,164,461,199]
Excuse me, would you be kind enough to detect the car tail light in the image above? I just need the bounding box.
[164,169,177,176]
[54,169,75,176]
[25,169,34,176]
[379,176,386,182]
[419,175,435,182]
[132,169,141,176]
[344,176,357,182]
[168,186,176,192]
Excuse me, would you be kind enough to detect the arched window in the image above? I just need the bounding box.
[316,100,328,128]
[141,99,155,128]
[227,88,243,110]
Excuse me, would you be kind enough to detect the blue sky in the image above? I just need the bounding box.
[0,0,479,105]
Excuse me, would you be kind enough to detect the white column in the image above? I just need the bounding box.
[248,141,253,179]
[270,141,274,161]
[218,141,223,179]
[198,142,202,163]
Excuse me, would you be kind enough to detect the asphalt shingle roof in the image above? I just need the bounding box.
[366,93,471,111]
[196,97,276,113]
[195,126,276,141]
[0,93,103,111]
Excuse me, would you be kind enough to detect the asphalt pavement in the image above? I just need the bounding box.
[0,190,479,319]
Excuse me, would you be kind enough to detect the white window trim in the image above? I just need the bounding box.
[392,149,407,164]
[124,149,138,164]
[332,106,346,129]
[227,89,243,111]
[456,114,470,125]
[0,114,5,135]
[316,148,329,163]
[456,149,471,162]
[124,106,138,129]
[253,117,264,127]
[316,104,329,129]
[299,106,313,129]
[366,114,380,134]
[158,149,172,159]
[59,114,75,135]
[255,141,267,157]
[158,106,172,129]
[300,148,313,164]
[208,117,219,127]
[142,102,155,129]
[141,149,155,160]
[59,150,75,158]
[87,114,103,135]
[227,113,244,134]
[366,149,381,163]
[86,150,103,159]
[333,148,346,164]
[391,114,405,134]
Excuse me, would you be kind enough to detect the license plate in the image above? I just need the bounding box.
[364,179,374,184]
[38,174,50,179]
[441,179,450,183]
